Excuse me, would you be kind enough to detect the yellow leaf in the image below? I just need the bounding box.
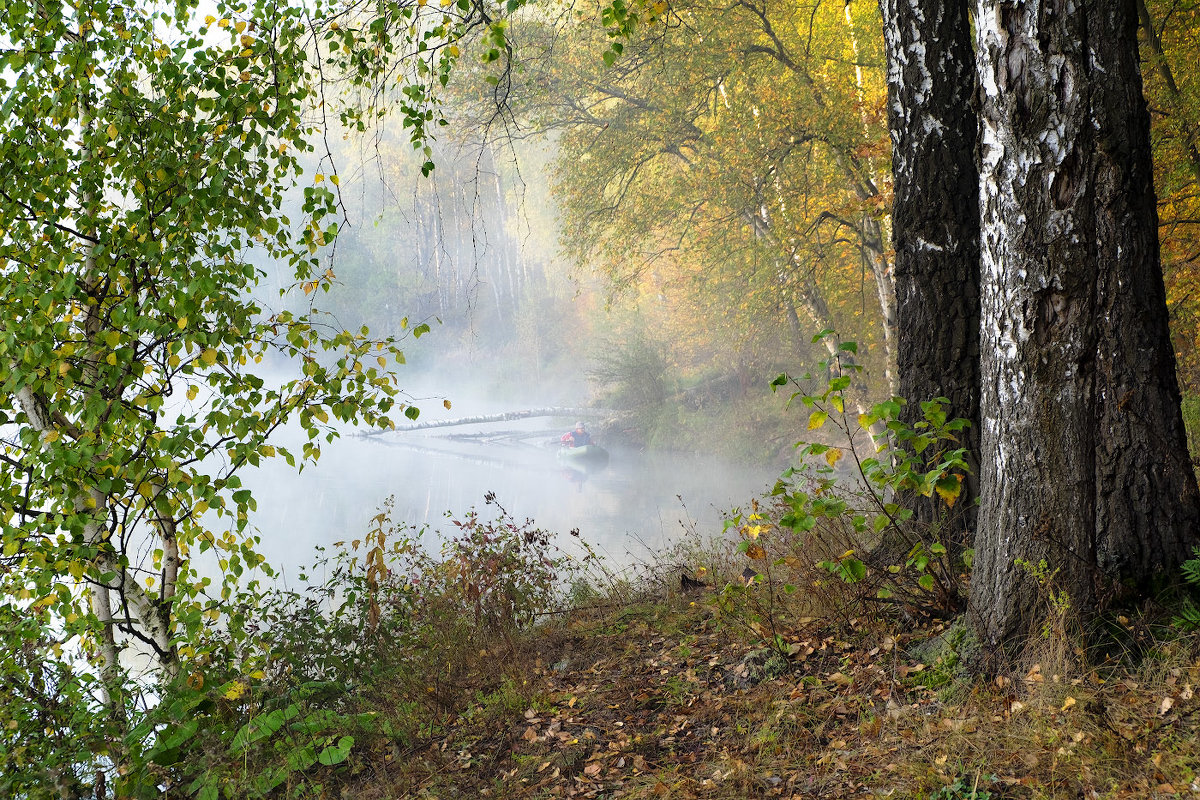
[223,680,246,701]
[235,20,247,32]
[831,395,844,413]
[177,316,187,329]
[330,175,340,186]
[444,399,452,410]
[449,45,460,57]
[200,348,218,366]
[1061,696,1076,712]
[218,18,231,27]
[106,123,118,140]
[106,351,117,365]
[825,448,843,468]
[204,14,216,24]
[807,410,828,430]
[314,173,324,183]
[186,385,198,401]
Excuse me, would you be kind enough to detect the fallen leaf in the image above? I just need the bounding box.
[1061,696,1076,712]
[1160,697,1174,715]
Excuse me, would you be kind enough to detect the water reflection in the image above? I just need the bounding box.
[240,420,780,577]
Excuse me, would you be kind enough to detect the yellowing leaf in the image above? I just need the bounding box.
[106,352,118,365]
[825,447,843,468]
[200,348,218,366]
[443,399,452,410]
[808,409,828,430]
[106,123,118,140]
[223,680,246,700]
[1061,696,1076,712]
[186,385,199,401]
[204,14,216,24]
[43,430,60,443]
[330,175,340,186]
[935,475,963,508]
[314,173,324,183]
[235,20,247,32]
[177,316,188,330]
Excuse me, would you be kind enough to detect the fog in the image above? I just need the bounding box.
[229,132,797,580]
[238,380,782,579]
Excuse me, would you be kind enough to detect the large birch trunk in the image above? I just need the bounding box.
[968,0,1200,651]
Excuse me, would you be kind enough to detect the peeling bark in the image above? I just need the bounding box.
[968,0,1200,651]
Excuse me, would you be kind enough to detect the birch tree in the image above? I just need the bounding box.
[966,0,1200,649]
[0,0,426,785]
[880,0,980,526]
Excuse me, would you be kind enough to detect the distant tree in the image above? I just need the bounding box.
[497,1,896,399]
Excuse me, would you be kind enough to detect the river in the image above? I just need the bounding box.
[239,417,782,579]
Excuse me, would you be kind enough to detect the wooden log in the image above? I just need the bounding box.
[357,407,620,436]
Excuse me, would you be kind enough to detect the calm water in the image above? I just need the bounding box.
[240,419,781,577]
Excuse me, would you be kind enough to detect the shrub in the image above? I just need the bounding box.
[716,336,973,641]
[118,494,589,798]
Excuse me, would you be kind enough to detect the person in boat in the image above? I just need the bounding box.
[561,421,592,448]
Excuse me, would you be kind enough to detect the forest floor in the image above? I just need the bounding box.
[339,592,1200,799]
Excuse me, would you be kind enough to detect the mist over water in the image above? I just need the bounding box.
[240,395,781,579]
[230,137,794,580]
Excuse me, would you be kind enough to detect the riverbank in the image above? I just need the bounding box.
[129,492,1200,800]
[332,590,1200,799]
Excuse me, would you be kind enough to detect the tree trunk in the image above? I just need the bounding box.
[968,0,1200,651]
[880,0,981,532]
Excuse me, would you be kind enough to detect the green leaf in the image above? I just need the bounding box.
[317,735,355,766]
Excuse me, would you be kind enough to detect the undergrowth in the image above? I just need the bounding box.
[103,355,1200,798]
